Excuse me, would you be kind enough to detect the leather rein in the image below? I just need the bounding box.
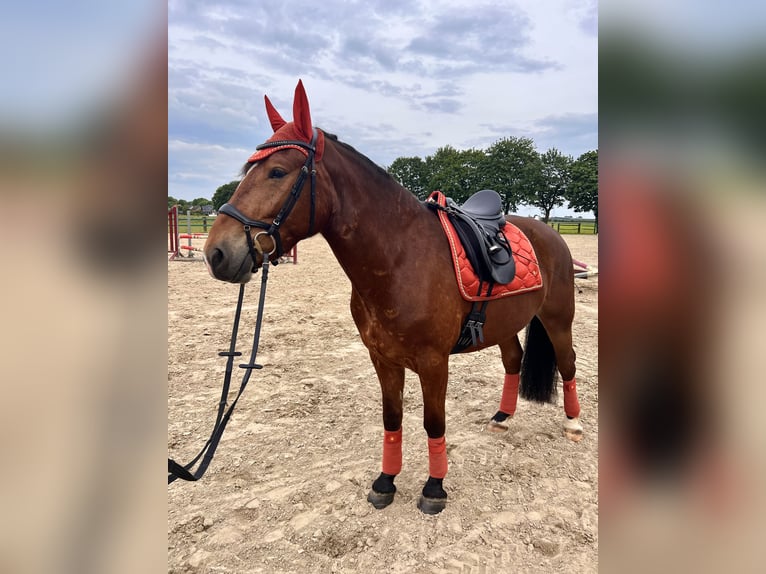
[168,130,318,484]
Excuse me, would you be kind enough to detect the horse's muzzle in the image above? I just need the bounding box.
[203,243,255,283]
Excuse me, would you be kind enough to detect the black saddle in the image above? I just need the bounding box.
[429,189,515,285]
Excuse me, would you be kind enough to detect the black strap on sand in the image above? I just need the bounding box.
[168,258,271,484]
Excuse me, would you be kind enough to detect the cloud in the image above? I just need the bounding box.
[168,0,597,200]
[476,112,598,157]
[168,139,250,199]
[576,0,598,37]
[405,5,559,75]
[532,112,599,155]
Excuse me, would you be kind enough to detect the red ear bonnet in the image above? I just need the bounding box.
[264,95,286,131]
[248,79,325,163]
[292,79,313,142]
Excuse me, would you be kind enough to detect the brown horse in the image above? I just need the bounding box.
[204,80,583,514]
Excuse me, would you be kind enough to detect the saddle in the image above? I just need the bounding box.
[427,189,516,285]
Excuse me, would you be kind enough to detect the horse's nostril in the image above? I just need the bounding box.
[211,247,224,272]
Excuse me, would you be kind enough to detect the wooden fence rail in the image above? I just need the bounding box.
[547,220,598,234]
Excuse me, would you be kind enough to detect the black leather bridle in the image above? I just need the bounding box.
[168,130,320,484]
[218,128,318,268]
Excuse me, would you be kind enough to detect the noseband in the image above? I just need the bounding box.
[218,128,318,268]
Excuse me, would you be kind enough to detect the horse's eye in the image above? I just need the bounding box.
[269,168,286,179]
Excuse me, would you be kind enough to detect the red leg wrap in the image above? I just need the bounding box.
[381,428,402,476]
[563,378,581,418]
[427,436,448,479]
[499,373,520,415]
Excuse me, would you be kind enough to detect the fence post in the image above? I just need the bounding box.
[168,205,179,259]
[186,211,192,255]
[203,216,208,232]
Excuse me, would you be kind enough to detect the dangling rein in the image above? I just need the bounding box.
[167,258,271,483]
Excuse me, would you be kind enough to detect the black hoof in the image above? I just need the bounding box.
[417,495,446,514]
[367,489,395,509]
[418,476,447,514]
[368,472,396,509]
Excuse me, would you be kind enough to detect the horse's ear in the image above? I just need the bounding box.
[264,95,287,131]
[292,79,313,141]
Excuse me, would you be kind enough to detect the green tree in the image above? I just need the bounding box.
[388,156,429,199]
[168,196,178,209]
[425,146,487,204]
[212,180,240,211]
[192,197,211,206]
[568,150,598,225]
[484,137,542,214]
[533,148,573,223]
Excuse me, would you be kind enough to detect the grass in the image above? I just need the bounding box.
[548,220,598,234]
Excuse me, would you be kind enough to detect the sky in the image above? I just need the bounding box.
[168,0,598,216]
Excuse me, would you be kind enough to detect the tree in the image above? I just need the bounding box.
[533,148,572,223]
[484,137,542,213]
[425,146,487,204]
[212,180,240,211]
[192,197,211,207]
[568,150,598,225]
[388,156,429,199]
[168,196,178,209]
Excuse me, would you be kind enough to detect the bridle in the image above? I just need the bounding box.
[168,129,319,484]
[218,128,318,267]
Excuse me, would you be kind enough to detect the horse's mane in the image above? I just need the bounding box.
[322,131,394,184]
[240,130,396,186]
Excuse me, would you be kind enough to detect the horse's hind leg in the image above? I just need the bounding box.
[367,353,405,510]
[538,312,583,442]
[486,335,523,433]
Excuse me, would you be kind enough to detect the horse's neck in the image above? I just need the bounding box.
[321,146,425,291]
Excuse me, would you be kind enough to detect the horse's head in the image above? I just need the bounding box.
[204,80,329,283]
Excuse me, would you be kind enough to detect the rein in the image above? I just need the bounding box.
[168,257,271,483]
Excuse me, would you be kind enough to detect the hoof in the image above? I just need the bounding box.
[367,489,395,509]
[417,495,446,514]
[486,419,510,433]
[485,411,512,433]
[563,416,583,442]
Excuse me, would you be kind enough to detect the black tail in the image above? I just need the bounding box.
[519,316,558,403]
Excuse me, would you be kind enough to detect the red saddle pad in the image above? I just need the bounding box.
[428,191,544,302]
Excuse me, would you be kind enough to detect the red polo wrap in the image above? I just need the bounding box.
[563,378,581,418]
[499,373,520,415]
[428,436,448,479]
[381,428,402,476]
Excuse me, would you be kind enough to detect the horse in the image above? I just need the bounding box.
[203,80,583,514]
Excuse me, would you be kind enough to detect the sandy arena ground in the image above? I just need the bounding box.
[168,233,598,573]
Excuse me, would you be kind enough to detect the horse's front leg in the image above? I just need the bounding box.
[417,358,450,514]
[367,353,405,510]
